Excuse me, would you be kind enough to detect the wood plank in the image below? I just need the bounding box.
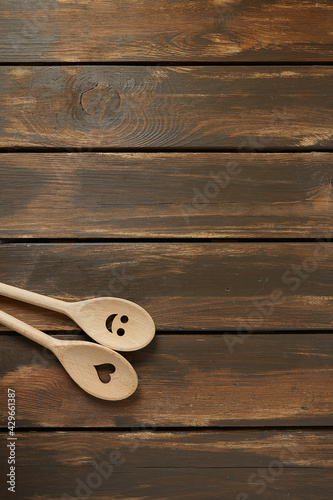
[0,1,332,62]
[1,152,332,239]
[2,469,332,500]
[1,430,333,499]
[1,66,332,149]
[0,334,332,427]
[7,430,333,468]
[0,243,332,331]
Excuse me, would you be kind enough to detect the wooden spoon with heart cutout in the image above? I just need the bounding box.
[0,309,138,400]
[0,282,155,351]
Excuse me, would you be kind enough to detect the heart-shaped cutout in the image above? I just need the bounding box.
[94,363,116,384]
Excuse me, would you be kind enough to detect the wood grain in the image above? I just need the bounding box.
[0,243,332,331]
[1,66,332,149]
[1,2,332,499]
[3,470,333,500]
[0,1,332,62]
[1,430,333,499]
[0,333,332,428]
[1,152,332,239]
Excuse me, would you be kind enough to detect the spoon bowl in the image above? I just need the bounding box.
[54,341,138,400]
[66,297,155,351]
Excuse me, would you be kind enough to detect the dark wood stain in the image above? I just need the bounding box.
[1,430,333,499]
[1,66,332,149]
[0,243,332,331]
[0,152,332,238]
[0,0,332,62]
[0,2,332,497]
[0,334,332,428]
[3,469,332,500]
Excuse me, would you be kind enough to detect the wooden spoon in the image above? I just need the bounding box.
[0,282,155,351]
[0,309,138,400]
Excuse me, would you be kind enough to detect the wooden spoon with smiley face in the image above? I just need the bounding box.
[0,282,155,351]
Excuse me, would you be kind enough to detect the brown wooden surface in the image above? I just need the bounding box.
[0,243,332,331]
[1,1,332,63]
[2,469,332,500]
[1,66,332,149]
[0,333,332,428]
[1,2,332,498]
[1,430,333,500]
[1,152,332,239]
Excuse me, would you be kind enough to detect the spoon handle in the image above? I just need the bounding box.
[0,309,60,350]
[0,281,68,314]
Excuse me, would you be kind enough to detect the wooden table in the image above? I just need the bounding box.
[0,1,332,499]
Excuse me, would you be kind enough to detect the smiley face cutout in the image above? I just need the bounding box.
[106,313,129,336]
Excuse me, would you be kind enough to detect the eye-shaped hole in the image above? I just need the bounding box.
[121,315,129,323]
[117,328,125,336]
[94,363,116,384]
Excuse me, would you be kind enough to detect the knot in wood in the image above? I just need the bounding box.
[80,83,121,120]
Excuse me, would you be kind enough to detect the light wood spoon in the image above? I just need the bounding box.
[0,282,155,352]
[0,309,138,400]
